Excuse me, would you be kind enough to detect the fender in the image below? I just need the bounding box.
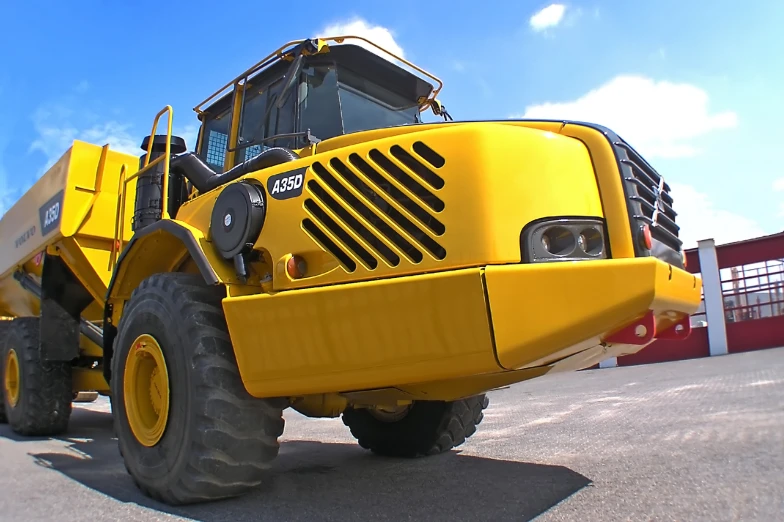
[102,219,228,383]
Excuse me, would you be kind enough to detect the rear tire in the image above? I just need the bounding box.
[110,273,285,505]
[342,394,489,457]
[1,317,73,436]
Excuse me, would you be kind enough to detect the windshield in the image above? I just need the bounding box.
[225,46,432,154]
[336,66,421,134]
[298,61,421,142]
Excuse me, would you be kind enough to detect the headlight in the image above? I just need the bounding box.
[522,218,608,263]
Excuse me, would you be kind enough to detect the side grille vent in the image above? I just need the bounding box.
[614,140,682,252]
[301,142,447,272]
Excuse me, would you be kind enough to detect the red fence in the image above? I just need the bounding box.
[616,231,784,367]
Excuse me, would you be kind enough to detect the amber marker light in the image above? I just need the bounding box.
[286,255,307,279]
[641,224,652,250]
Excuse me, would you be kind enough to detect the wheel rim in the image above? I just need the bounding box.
[369,403,412,422]
[123,334,170,447]
[4,348,20,408]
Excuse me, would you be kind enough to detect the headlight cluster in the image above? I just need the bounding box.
[522,218,608,263]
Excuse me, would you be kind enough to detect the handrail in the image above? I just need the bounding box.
[109,105,174,271]
[192,35,444,115]
[109,163,128,271]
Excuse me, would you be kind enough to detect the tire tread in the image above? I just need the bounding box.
[112,273,284,505]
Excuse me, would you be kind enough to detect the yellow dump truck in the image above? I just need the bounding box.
[0,36,702,505]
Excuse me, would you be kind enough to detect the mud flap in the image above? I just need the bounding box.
[39,254,94,362]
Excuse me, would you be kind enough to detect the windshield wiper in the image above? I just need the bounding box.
[234,39,319,152]
[247,129,321,148]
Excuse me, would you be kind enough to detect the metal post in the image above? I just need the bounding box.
[599,357,618,368]
[698,238,729,356]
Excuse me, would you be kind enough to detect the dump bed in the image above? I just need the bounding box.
[0,140,139,318]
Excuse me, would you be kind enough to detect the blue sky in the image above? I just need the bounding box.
[1,0,782,248]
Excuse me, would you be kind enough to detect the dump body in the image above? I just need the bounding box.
[0,140,139,392]
[0,141,138,314]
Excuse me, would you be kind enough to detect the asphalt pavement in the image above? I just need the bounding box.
[1,347,782,522]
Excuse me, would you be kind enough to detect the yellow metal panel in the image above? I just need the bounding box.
[0,149,71,279]
[222,267,500,398]
[557,123,636,259]
[316,120,638,261]
[72,367,110,393]
[176,122,605,294]
[484,258,702,370]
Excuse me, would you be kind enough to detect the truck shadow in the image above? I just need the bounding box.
[1,406,591,522]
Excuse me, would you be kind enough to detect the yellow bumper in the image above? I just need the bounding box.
[484,257,702,369]
[222,257,701,398]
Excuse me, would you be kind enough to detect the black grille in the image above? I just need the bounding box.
[612,139,682,253]
[301,141,447,272]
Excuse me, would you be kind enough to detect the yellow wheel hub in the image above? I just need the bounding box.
[4,348,20,408]
[123,334,170,447]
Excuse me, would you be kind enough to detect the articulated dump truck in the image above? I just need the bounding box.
[0,36,702,504]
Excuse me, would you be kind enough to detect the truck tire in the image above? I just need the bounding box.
[1,317,73,436]
[341,394,490,457]
[110,272,285,505]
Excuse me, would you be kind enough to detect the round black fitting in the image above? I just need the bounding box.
[141,134,187,155]
[210,182,267,260]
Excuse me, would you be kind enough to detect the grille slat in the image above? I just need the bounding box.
[632,214,682,246]
[327,158,445,260]
[389,145,445,190]
[612,139,682,252]
[629,196,679,231]
[306,184,398,267]
[301,217,357,272]
[626,179,678,220]
[348,153,445,236]
[301,143,448,272]
[368,149,445,213]
[621,158,674,205]
[304,197,378,270]
[313,162,424,264]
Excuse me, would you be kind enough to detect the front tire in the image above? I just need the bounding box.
[342,394,489,457]
[1,317,73,436]
[110,273,285,505]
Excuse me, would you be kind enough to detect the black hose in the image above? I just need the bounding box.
[170,147,300,193]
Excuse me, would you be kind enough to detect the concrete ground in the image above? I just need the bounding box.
[1,347,782,522]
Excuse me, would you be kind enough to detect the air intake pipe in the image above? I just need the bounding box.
[170,147,300,194]
[133,135,188,231]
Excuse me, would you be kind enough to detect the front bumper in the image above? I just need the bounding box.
[484,257,702,369]
[223,257,701,398]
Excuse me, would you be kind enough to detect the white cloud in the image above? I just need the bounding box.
[530,4,567,31]
[669,183,765,248]
[319,17,405,60]
[518,75,738,159]
[28,106,199,182]
[514,75,762,248]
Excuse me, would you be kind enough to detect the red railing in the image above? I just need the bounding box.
[617,232,784,366]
